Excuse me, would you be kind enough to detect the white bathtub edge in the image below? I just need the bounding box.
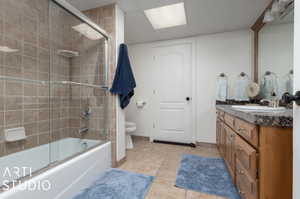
[1,142,112,199]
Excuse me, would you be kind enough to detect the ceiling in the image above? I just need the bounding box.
[67,0,271,44]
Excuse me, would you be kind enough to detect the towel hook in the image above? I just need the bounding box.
[219,73,226,77]
[240,72,246,77]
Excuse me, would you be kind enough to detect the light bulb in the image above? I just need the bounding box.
[263,10,275,23]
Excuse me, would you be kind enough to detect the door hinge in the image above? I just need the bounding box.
[153,89,156,95]
[153,123,155,128]
[153,56,156,60]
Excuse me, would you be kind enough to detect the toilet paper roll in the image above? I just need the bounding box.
[136,101,146,108]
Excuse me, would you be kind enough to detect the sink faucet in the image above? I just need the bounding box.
[260,99,280,108]
[260,92,280,108]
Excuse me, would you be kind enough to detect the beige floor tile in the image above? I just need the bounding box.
[119,139,227,199]
[156,169,178,183]
[146,181,186,199]
[186,190,218,199]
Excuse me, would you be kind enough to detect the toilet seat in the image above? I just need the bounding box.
[125,121,136,149]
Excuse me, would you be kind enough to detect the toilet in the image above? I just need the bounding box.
[125,122,136,149]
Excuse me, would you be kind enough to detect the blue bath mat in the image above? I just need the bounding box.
[73,168,154,199]
[175,154,240,199]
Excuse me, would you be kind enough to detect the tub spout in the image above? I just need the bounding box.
[78,127,89,135]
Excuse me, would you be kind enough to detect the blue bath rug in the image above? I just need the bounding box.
[175,154,240,199]
[73,168,154,199]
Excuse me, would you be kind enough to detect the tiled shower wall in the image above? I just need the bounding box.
[0,0,52,156]
[0,0,111,158]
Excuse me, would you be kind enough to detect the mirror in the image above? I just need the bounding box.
[258,6,294,99]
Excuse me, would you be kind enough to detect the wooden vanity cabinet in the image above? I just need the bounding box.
[216,110,292,199]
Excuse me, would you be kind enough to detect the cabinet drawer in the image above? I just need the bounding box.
[235,118,258,147]
[235,136,257,179]
[224,113,235,129]
[236,160,258,199]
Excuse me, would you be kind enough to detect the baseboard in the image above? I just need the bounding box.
[131,135,150,141]
[196,142,217,148]
[116,156,127,167]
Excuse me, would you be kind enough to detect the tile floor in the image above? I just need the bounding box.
[118,137,227,199]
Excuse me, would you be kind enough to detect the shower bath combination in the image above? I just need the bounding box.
[0,0,112,196]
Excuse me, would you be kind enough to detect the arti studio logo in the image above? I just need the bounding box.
[1,167,51,191]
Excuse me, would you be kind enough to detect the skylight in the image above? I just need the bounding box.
[144,2,187,30]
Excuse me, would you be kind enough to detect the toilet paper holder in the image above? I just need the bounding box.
[136,101,146,108]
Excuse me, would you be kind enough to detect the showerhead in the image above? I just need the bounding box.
[57,49,79,58]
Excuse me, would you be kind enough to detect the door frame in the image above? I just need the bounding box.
[148,38,197,144]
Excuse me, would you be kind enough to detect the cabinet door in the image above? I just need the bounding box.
[229,129,236,174]
[236,160,258,199]
[216,119,221,147]
[235,136,257,179]
[220,123,227,156]
[225,127,236,180]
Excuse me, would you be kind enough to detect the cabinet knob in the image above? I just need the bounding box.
[238,190,246,195]
[238,170,245,175]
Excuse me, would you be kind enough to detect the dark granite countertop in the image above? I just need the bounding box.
[216,105,293,128]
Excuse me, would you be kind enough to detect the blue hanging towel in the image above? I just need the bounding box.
[110,44,136,109]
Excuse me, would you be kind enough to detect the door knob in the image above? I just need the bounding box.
[186,97,191,101]
[282,91,300,105]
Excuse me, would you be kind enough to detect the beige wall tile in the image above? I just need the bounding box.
[24,122,38,136]
[24,43,37,58]
[5,82,23,96]
[24,135,38,149]
[5,141,23,155]
[5,110,22,126]
[4,96,22,111]
[38,133,50,145]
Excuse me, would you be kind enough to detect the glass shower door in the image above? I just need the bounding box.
[49,0,109,164]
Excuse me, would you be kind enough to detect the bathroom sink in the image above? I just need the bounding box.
[231,105,286,112]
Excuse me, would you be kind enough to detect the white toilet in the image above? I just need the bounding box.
[125,122,136,149]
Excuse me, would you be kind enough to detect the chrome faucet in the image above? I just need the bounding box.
[260,99,280,108]
[81,107,91,120]
[78,127,89,135]
[260,92,280,108]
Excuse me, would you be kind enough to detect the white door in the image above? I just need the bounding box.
[294,1,300,198]
[152,43,193,144]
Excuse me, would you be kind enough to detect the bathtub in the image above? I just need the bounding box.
[0,138,111,199]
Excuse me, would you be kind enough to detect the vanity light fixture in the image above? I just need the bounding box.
[72,23,103,40]
[263,9,275,23]
[271,0,283,15]
[144,2,187,30]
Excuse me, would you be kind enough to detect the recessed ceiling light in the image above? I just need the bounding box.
[72,23,103,40]
[144,2,187,30]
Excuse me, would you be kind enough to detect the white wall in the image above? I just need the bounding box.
[259,23,294,80]
[115,4,126,162]
[293,0,300,198]
[126,30,252,143]
[196,30,252,143]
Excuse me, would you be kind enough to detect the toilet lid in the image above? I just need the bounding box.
[126,126,137,133]
[126,122,136,127]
